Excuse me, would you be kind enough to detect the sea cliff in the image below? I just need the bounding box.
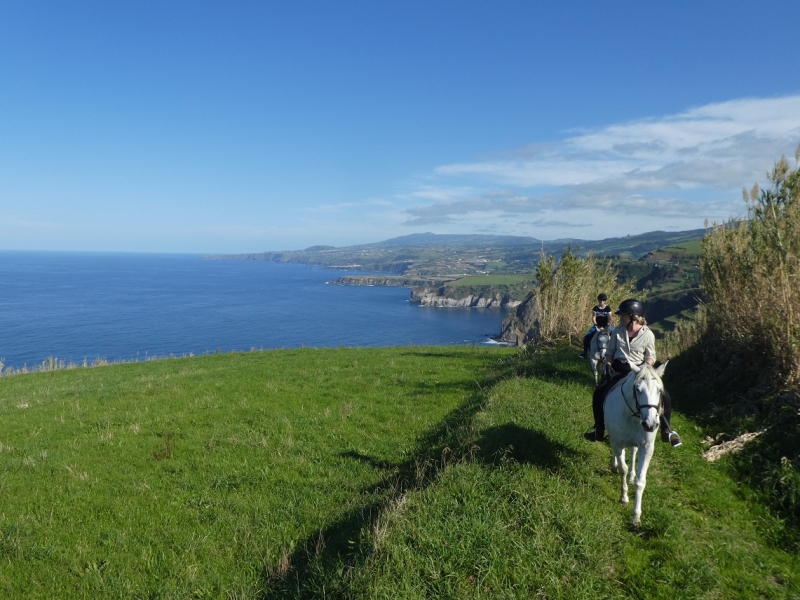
[409,287,521,309]
[493,291,539,346]
[332,275,451,288]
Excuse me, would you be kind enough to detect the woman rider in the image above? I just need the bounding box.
[583,298,682,447]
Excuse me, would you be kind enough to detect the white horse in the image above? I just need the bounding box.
[604,362,667,527]
[588,327,611,386]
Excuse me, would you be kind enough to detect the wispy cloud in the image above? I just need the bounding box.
[405,95,800,238]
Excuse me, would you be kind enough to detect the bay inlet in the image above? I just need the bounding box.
[0,251,504,370]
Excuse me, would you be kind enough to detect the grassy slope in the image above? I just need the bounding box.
[0,348,500,598]
[1,347,797,598]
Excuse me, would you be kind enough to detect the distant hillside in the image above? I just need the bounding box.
[362,232,543,248]
[567,228,707,257]
[210,228,707,278]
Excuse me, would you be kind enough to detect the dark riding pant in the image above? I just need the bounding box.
[659,389,674,442]
[582,326,597,354]
[592,359,630,439]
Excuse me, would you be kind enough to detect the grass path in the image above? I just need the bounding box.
[276,348,799,598]
[0,346,797,598]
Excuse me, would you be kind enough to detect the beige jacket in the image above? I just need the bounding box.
[606,323,656,371]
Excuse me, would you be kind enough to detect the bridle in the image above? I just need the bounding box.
[593,329,610,359]
[621,371,662,421]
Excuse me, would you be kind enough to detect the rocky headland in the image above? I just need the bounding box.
[332,275,452,288]
[409,287,521,309]
[493,292,539,346]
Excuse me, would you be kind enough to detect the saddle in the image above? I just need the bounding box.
[598,370,627,404]
[597,357,634,404]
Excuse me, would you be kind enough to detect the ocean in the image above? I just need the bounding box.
[0,251,506,370]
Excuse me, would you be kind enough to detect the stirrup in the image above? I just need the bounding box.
[668,431,682,448]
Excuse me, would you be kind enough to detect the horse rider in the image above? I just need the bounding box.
[578,293,612,359]
[583,298,682,447]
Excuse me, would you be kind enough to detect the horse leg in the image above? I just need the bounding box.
[609,450,620,473]
[611,447,629,505]
[591,359,598,385]
[631,443,655,527]
[628,446,638,485]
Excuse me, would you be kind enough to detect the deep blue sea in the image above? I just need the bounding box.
[0,252,505,370]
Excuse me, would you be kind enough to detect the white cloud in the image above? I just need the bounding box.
[407,94,800,236]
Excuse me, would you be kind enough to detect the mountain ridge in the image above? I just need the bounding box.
[210,228,708,278]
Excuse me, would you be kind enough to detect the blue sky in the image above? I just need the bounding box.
[2,1,799,253]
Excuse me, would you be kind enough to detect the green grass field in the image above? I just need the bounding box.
[1,347,797,598]
[445,274,534,287]
[660,239,704,255]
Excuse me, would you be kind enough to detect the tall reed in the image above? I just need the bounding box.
[701,148,800,391]
[533,246,636,344]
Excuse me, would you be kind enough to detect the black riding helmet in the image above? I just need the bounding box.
[615,298,643,316]
[597,293,607,301]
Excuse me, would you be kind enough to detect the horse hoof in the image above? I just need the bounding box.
[619,498,629,506]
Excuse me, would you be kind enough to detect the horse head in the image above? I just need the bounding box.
[632,362,667,433]
[593,328,610,359]
[589,328,612,385]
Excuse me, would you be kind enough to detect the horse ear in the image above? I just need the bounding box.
[656,360,668,377]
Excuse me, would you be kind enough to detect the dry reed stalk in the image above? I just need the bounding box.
[701,150,800,390]
[533,246,636,344]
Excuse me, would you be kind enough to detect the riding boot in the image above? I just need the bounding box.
[584,428,604,442]
[660,419,671,443]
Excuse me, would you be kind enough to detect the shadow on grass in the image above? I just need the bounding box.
[259,356,572,598]
[474,423,580,471]
[339,450,395,472]
[341,423,577,478]
[507,349,591,389]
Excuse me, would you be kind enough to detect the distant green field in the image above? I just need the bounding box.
[445,274,534,287]
[1,346,796,598]
[661,238,704,255]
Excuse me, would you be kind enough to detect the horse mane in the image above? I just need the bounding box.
[634,364,663,387]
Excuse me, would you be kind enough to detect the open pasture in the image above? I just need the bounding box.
[0,347,500,597]
[0,347,796,598]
